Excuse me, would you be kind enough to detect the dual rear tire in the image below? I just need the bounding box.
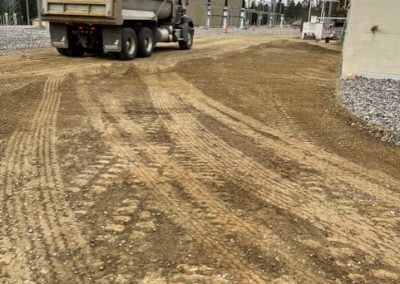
[56,33,85,57]
[113,27,154,60]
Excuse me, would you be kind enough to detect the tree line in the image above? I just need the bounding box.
[0,0,38,24]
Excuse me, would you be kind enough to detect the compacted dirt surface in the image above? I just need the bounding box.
[0,34,399,284]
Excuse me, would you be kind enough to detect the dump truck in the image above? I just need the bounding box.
[41,0,194,60]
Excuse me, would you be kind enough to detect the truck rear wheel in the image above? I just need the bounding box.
[57,48,70,56]
[179,27,193,50]
[56,34,85,57]
[119,27,137,60]
[137,27,154,58]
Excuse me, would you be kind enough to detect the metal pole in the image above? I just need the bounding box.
[240,0,245,29]
[223,0,228,32]
[206,0,211,28]
[308,0,312,22]
[26,0,30,25]
[37,0,42,27]
[328,0,332,17]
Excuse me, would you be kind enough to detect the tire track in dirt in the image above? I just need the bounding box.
[0,73,97,283]
[141,74,400,274]
[82,75,342,281]
[0,132,34,283]
[141,75,346,281]
[76,84,272,283]
[157,73,400,203]
[165,73,400,196]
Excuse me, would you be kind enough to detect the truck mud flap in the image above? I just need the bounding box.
[103,26,122,53]
[50,23,69,48]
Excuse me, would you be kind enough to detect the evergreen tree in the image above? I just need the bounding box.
[285,1,296,20]
[295,2,303,19]
[276,0,285,14]
[0,0,4,15]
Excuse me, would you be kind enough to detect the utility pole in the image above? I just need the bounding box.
[240,0,245,29]
[37,0,42,27]
[206,0,211,28]
[320,0,325,18]
[25,0,30,25]
[223,0,228,32]
[328,0,332,17]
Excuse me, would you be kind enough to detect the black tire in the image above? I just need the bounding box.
[108,52,120,60]
[57,48,70,56]
[137,27,154,58]
[179,27,194,50]
[56,34,85,57]
[67,34,85,57]
[68,45,85,57]
[119,27,138,60]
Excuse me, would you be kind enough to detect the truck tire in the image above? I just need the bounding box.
[67,33,85,57]
[108,52,120,60]
[68,45,85,57]
[56,34,85,57]
[119,27,138,60]
[137,27,154,58]
[179,27,193,50]
[57,48,70,56]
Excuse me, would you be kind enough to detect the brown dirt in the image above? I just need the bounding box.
[0,34,399,284]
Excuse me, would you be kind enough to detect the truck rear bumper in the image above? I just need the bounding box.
[42,15,121,25]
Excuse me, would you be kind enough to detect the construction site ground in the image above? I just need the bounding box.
[0,34,399,284]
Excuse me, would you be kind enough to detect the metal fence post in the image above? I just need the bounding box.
[206,0,211,28]
[26,0,30,25]
[223,0,228,32]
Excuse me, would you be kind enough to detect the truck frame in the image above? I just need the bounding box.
[41,0,194,60]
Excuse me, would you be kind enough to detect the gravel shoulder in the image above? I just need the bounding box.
[0,25,299,56]
[0,25,51,55]
[341,77,400,146]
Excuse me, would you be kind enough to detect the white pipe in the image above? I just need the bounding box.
[223,6,228,32]
[206,4,211,28]
[240,8,245,29]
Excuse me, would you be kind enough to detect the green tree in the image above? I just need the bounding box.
[295,2,303,19]
[9,0,38,24]
[285,1,296,20]
[276,0,285,14]
[0,0,4,15]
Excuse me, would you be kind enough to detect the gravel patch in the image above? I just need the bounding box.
[195,26,300,36]
[0,25,51,55]
[341,77,400,145]
[0,25,298,55]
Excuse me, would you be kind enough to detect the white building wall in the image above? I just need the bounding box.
[342,0,400,79]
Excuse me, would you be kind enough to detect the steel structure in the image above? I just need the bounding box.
[0,0,22,25]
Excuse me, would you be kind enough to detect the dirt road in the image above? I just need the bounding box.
[0,35,399,284]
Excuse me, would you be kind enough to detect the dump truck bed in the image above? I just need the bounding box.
[41,0,174,25]
[42,0,122,24]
